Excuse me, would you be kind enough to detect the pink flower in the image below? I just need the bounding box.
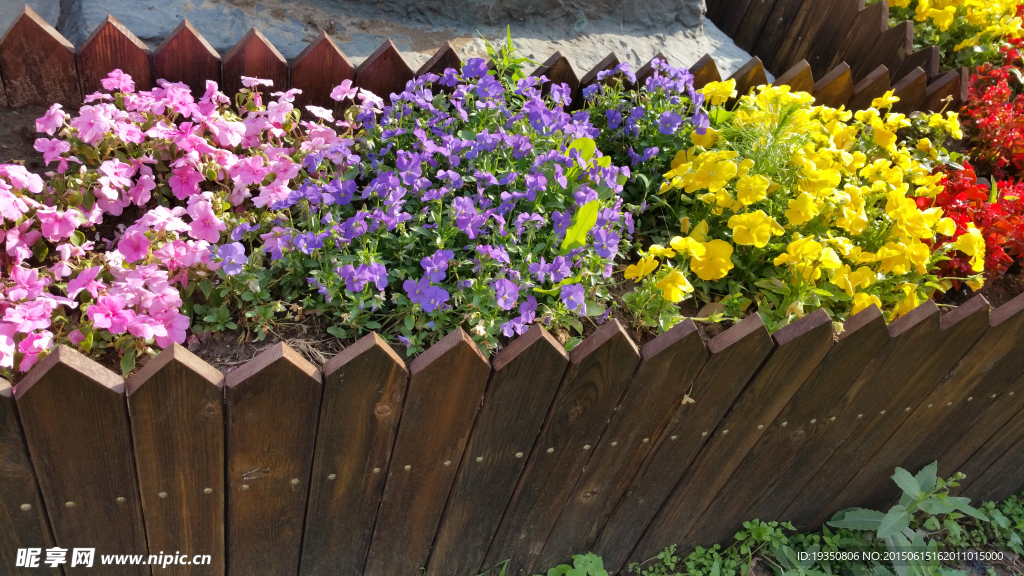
[169,166,204,200]
[153,308,189,348]
[101,69,135,93]
[8,266,49,302]
[138,206,190,233]
[87,294,135,334]
[36,208,79,242]
[187,200,225,242]
[0,165,44,193]
[3,299,56,332]
[228,155,267,188]
[267,100,293,125]
[18,330,53,372]
[128,314,168,340]
[117,229,150,263]
[241,77,273,88]
[35,103,68,135]
[0,187,30,220]
[67,329,85,345]
[330,79,357,101]
[70,104,115,145]
[209,119,245,147]
[128,171,155,205]
[67,266,107,299]
[141,281,182,314]
[34,138,70,164]
[0,322,15,368]
[6,221,41,265]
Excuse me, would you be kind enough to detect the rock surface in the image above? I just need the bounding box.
[0,0,59,32]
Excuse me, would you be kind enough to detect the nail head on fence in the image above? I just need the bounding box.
[327,474,337,480]
[547,447,555,453]
[158,492,168,499]
[203,488,213,494]
[373,468,381,473]
[515,452,523,458]
[20,503,31,511]
[475,456,483,462]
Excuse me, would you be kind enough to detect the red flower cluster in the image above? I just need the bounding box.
[961,63,1024,182]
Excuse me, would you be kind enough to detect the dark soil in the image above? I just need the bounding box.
[0,106,50,176]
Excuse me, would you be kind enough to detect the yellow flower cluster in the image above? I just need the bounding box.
[631,83,984,328]
[889,0,1023,53]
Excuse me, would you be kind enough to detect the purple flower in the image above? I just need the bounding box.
[692,111,710,135]
[658,111,683,135]
[561,283,586,314]
[421,249,455,282]
[493,279,520,311]
[403,276,431,305]
[440,68,461,87]
[500,317,524,337]
[550,83,572,106]
[525,172,547,200]
[605,109,622,129]
[477,244,510,264]
[462,58,488,79]
[421,286,450,313]
[230,222,258,242]
[514,212,545,237]
[216,242,247,275]
[519,295,538,323]
[582,84,600,100]
[293,231,324,255]
[593,228,620,258]
[475,75,504,99]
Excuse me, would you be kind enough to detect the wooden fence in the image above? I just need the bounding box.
[4,292,1024,575]
[0,4,966,117]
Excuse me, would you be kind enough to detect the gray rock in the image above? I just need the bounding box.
[0,0,60,35]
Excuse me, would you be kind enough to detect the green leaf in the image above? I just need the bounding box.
[364,321,382,330]
[200,279,214,299]
[31,240,48,262]
[560,200,600,252]
[828,508,885,531]
[70,230,86,247]
[567,137,597,162]
[914,461,938,493]
[877,505,911,538]
[120,348,137,376]
[944,496,987,520]
[326,326,348,339]
[917,498,956,515]
[891,467,922,498]
[584,301,605,317]
[710,108,734,125]
[404,315,415,330]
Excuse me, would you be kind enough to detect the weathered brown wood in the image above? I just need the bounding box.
[226,344,321,576]
[848,20,912,83]
[483,320,640,576]
[635,52,668,87]
[427,326,569,576]
[0,6,81,106]
[363,329,491,576]
[684,306,889,547]
[806,0,865,78]
[532,51,580,101]
[629,310,835,562]
[921,68,964,113]
[591,314,774,574]
[705,0,730,33]
[127,344,224,576]
[727,56,769,106]
[417,41,462,77]
[579,52,620,88]
[812,62,853,108]
[892,66,928,114]
[715,0,757,41]
[0,379,59,575]
[848,64,890,111]
[16,346,147,575]
[773,59,814,95]
[354,39,414,103]
[153,19,221,95]
[78,15,152,96]
[734,0,783,51]
[536,320,710,569]
[756,0,825,73]
[299,334,407,576]
[222,28,288,99]
[689,53,722,89]
[961,413,1024,503]
[827,1,890,80]
[0,74,7,108]
[894,46,940,82]
[291,31,355,118]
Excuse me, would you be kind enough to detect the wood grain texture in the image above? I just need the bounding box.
[222,28,288,99]
[806,0,864,77]
[417,41,462,77]
[591,314,775,574]
[226,344,321,576]
[127,344,224,576]
[773,59,814,95]
[850,20,912,83]
[0,379,60,575]
[152,19,221,95]
[290,31,355,118]
[713,0,757,40]
[630,310,836,561]
[363,329,491,576]
[734,0,783,51]
[848,64,890,111]
[355,39,414,103]
[813,62,853,108]
[78,15,152,97]
[960,414,1024,503]
[299,333,407,576]
[579,53,620,88]
[484,320,640,576]
[427,326,569,576]
[16,346,147,576]
[827,1,890,80]
[689,54,722,89]
[0,6,81,106]
[536,320,710,569]
[727,57,768,106]
[921,68,966,113]
[690,306,890,544]
[532,51,580,101]
[755,0,823,73]
[892,66,928,114]
[893,46,940,82]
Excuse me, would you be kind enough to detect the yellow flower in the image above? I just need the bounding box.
[692,127,719,148]
[689,219,709,242]
[785,192,820,225]
[936,217,957,236]
[657,269,694,302]
[728,210,784,248]
[929,112,963,139]
[927,6,957,30]
[678,216,691,234]
[851,292,882,316]
[648,244,677,259]
[625,255,659,282]
[735,174,771,205]
[952,223,986,272]
[669,235,707,257]
[967,277,985,291]
[892,284,923,319]
[701,79,738,106]
[871,90,900,109]
[873,124,897,149]
[686,159,737,193]
[690,239,734,281]
[830,264,875,297]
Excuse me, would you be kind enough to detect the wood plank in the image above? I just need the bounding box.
[848,20,912,83]
[714,0,757,40]
[0,6,81,106]
[682,306,889,547]
[848,64,890,111]
[226,344,322,576]
[727,56,768,106]
[78,15,152,97]
[417,41,462,78]
[536,320,710,569]
[628,310,835,561]
[16,346,148,576]
[812,62,853,108]
[960,415,1024,503]
[947,372,1024,496]
[689,54,722,89]
[591,314,775,574]
[222,28,288,99]
[827,1,890,80]
[921,68,964,113]
[152,19,221,96]
[354,39,413,104]
[363,329,491,576]
[483,320,640,576]
[532,51,580,102]
[291,31,355,117]
[893,46,940,82]
[427,326,569,576]
[734,0,784,52]
[0,73,7,108]
[806,0,865,78]
[891,66,928,114]
[773,59,814,94]
[579,52,620,88]
[0,379,60,575]
[298,334,407,576]
[127,344,225,576]
[755,0,824,73]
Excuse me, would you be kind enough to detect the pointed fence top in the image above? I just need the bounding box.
[0,5,72,50]
[323,332,406,378]
[773,308,832,346]
[226,342,318,388]
[707,312,769,354]
[155,18,220,60]
[493,324,568,372]
[641,317,701,361]
[569,318,638,365]
[409,327,488,375]
[16,345,123,400]
[126,343,224,396]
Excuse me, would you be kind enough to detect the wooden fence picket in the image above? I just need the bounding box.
[755,0,822,73]
[427,326,569,576]
[0,6,81,107]
[417,41,462,77]
[532,51,580,100]
[773,60,814,94]
[535,320,710,570]
[483,320,640,576]
[77,15,153,97]
[894,46,940,82]
[363,329,491,576]
[812,62,853,108]
[727,56,768,106]
[591,314,774,574]
[689,54,722,89]
[826,1,889,80]
[354,39,414,102]
[16,346,148,576]
[733,0,782,51]
[960,419,1024,503]
[635,52,668,87]
[225,344,322,576]
[848,64,890,110]
[298,334,408,576]
[579,53,620,88]
[849,20,912,84]
[222,28,288,98]
[0,379,59,575]
[950,376,1024,498]
[152,20,221,95]
[627,310,835,562]
[921,67,967,113]
[891,66,928,113]
[126,344,225,576]
[290,31,355,118]
[806,0,864,78]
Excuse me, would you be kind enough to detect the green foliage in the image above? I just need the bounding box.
[536,553,609,576]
